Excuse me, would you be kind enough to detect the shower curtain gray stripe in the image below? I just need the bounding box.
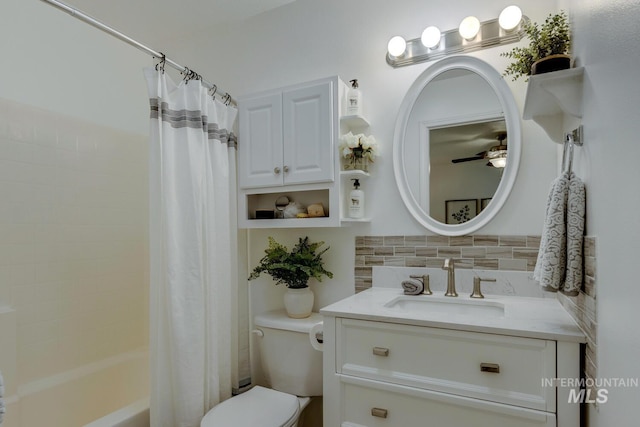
[149,98,236,146]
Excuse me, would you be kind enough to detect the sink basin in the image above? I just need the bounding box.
[384,295,505,318]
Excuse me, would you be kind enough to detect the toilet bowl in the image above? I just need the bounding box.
[200,310,323,427]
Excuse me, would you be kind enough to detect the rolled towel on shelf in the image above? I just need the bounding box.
[401,279,424,295]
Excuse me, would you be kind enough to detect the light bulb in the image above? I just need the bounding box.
[459,16,480,40]
[387,36,407,57]
[489,157,507,168]
[499,5,523,31]
[421,26,441,49]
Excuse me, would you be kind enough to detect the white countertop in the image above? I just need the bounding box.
[320,288,586,343]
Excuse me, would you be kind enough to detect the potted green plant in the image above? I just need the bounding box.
[501,11,571,81]
[249,236,333,318]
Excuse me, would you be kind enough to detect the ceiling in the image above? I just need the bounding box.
[61,0,296,44]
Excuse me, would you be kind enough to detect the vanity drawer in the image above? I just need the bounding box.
[340,377,556,427]
[336,318,556,411]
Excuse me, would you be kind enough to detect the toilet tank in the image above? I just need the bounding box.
[254,310,323,397]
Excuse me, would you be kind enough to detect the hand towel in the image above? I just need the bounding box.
[401,279,424,295]
[563,173,586,296]
[534,172,570,292]
[534,172,586,295]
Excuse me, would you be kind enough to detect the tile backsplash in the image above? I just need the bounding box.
[355,235,542,292]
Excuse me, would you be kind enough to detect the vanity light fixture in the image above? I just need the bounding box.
[499,5,523,31]
[421,26,441,49]
[386,6,529,68]
[387,35,408,57]
[459,16,481,40]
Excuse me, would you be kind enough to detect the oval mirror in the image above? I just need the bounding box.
[393,55,521,236]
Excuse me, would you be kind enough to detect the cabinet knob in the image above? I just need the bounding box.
[274,167,281,174]
[480,362,500,374]
[371,408,388,418]
[372,347,389,357]
[283,165,289,173]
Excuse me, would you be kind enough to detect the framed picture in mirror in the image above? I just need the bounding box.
[480,198,492,212]
[445,199,478,224]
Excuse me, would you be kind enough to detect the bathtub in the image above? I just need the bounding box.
[4,349,148,427]
[83,397,149,427]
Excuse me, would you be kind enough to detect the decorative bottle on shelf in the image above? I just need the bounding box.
[347,79,362,116]
[348,179,365,219]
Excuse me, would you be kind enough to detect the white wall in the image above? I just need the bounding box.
[560,0,640,424]
[0,0,149,135]
[161,0,562,386]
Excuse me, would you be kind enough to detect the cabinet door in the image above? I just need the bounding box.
[238,92,283,188]
[282,80,334,185]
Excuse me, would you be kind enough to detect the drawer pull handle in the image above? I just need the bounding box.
[480,363,500,374]
[371,407,388,418]
[372,347,389,357]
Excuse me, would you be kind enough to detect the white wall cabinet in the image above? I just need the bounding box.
[237,76,372,228]
[323,316,580,427]
[239,80,334,189]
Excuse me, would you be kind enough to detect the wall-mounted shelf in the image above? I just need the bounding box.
[523,67,584,143]
[341,217,372,224]
[340,114,370,128]
[339,170,370,179]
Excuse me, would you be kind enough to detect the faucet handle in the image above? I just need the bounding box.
[471,277,496,299]
[409,274,432,295]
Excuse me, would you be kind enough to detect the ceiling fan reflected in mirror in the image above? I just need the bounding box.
[451,133,508,168]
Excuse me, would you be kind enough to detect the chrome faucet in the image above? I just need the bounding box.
[442,258,458,297]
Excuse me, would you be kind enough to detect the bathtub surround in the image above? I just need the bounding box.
[0,97,149,426]
[145,68,239,427]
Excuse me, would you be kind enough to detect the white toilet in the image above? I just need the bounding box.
[200,310,323,427]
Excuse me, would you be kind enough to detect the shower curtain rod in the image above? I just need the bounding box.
[39,0,236,106]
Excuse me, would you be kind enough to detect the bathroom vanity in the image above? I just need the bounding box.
[321,288,585,426]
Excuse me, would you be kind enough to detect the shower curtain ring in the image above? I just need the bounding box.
[155,52,166,72]
[209,84,218,100]
[222,93,231,106]
[182,67,191,81]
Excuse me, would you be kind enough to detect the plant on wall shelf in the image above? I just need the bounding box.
[249,236,333,289]
[501,11,571,81]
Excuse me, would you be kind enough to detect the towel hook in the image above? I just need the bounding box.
[562,125,584,175]
[563,134,575,175]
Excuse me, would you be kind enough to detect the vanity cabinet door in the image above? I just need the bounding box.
[238,91,283,188]
[341,378,556,427]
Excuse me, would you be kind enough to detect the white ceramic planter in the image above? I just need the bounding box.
[284,287,314,318]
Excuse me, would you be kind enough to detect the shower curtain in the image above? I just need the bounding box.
[145,67,239,427]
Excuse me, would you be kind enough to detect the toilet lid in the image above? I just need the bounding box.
[200,386,299,427]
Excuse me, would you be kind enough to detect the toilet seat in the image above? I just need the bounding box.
[200,386,300,427]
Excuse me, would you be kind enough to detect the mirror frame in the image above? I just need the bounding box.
[393,55,521,236]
